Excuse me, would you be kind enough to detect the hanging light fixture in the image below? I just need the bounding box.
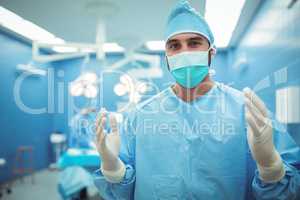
[70,72,99,98]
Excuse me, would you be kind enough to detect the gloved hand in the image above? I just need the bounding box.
[95,108,126,183]
[243,88,285,183]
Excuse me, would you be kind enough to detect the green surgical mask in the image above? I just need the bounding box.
[167,50,210,88]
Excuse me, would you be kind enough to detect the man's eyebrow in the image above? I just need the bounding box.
[188,37,204,41]
[166,39,179,45]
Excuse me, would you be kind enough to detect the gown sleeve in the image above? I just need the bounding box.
[252,116,300,200]
[93,112,137,200]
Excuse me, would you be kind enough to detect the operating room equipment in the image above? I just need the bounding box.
[58,148,100,170]
[58,166,94,200]
[50,133,67,169]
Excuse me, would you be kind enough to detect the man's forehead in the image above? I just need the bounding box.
[167,33,207,42]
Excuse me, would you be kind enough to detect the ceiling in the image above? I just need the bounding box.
[0,0,206,48]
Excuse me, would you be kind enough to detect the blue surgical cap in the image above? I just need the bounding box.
[165,0,215,47]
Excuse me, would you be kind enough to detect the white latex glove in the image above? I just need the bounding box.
[243,88,285,183]
[95,108,125,183]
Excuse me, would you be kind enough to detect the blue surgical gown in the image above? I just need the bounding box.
[94,82,300,200]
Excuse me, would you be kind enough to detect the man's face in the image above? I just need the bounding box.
[165,33,210,57]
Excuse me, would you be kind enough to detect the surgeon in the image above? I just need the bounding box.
[93,0,300,199]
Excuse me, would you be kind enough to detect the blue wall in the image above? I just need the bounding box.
[0,31,54,183]
[211,50,231,84]
[227,0,300,143]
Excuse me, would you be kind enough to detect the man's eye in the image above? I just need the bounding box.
[168,43,180,50]
[189,41,202,47]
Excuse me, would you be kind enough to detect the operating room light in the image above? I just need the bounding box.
[0,6,125,54]
[80,72,98,83]
[103,43,125,53]
[114,83,128,96]
[84,85,98,98]
[205,0,246,48]
[145,41,165,51]
[0,6,65,44]
[80,48,96,53]
[70,72,98,98]
[136,82,148,94]
[70,82,84,97]
[51,43,125,53]
[52,46,78,53]
[120,74,133,88]
[130,93,142,104]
